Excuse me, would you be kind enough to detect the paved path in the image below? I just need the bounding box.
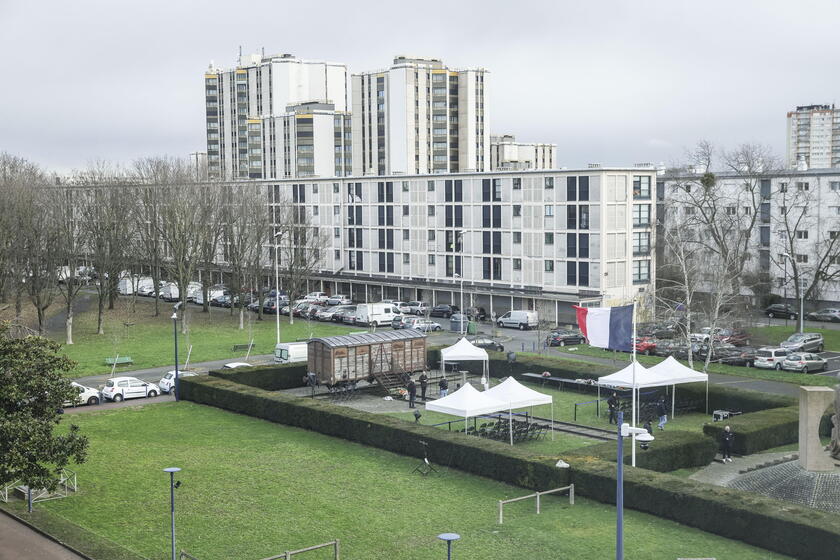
[689,451,798,486]
[0,510,85,560]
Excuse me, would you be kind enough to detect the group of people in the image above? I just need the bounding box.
[405,373,449,408]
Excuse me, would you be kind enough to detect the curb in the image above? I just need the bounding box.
[0,505,94,560]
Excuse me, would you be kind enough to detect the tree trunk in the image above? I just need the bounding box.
[36,305,45,336]
[108,278,116,310]
[97,292,105,335]
[239,307,244,330]
[65,298,74,345]
[14,287,22,323]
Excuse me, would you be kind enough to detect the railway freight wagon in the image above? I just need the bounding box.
[308,329,428,389]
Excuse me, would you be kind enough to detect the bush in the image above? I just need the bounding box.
[678,382,794,413]
[208,363,307,390]
[568,430,717,473]
[703,406,834,455]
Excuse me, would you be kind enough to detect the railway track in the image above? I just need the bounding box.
[526,415,617,441]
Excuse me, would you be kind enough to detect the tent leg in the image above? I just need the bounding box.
[551,401,554,441]
[597,384,601,418]
[705,379,709,415]
[671,384,676,418]
[509,409,513,446]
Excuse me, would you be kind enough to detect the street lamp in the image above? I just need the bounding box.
[171,302,181,401]
[163,467,182,560]
[437,533,460,560]
[274,231,282,347]
[615,412,654,560]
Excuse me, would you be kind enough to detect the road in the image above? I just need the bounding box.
[0,510,85,560]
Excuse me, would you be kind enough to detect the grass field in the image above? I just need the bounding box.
[40,402,791,560]
[37,295,356,376]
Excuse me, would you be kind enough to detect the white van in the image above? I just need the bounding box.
[185,282,203,302]
[160,282,180,302]
[194,287,225,306]
[355,303,401,327]
[275,342,308,364]
[117,276,137,295]
[496,310,539,330]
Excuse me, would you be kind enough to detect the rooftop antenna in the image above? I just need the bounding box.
[238,45,242,65]
[261,46,265,57]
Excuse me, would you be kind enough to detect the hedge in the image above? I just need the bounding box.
[567,430,717,473]
[208,362,308,391]
[180,376,840,560]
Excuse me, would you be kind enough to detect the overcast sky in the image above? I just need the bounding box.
[2,0,839,173]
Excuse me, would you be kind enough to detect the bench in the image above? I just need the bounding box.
[232,343,255,352]
[105,356,133,366]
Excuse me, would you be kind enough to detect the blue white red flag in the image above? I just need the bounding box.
[573,304,634,352]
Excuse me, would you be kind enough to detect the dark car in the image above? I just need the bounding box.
[332,305,356,323]
[465,307,487,321]
[546,329,586,347]
[717,328,751,347]
[764,304,798,320]
[466,336,504,352]
[210,294,230,307]
[429,304,459,318]
[696,343,755,367]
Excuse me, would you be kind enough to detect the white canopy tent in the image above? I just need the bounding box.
[426,382,508,438]
[485,377,555,444]
[440,338,489,385]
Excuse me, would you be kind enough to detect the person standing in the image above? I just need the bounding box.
[419,372,429,401]
[656,396,668,430]
[407,377,417,408]
[721,425,735,463]
[438,376,449,397]
[607,392,619,425]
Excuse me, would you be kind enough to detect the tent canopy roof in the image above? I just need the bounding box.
[485,377,552,409]
[441,338,489,362]
[645,356,709,385]
[425,382,506,417]
[598,358,707,389]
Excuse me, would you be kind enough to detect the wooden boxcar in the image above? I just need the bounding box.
[308,329,428,386]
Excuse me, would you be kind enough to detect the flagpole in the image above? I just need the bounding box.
[631,298,637,468]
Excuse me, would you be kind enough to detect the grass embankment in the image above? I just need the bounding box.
[39,402,790,560]
[47,297,356,376]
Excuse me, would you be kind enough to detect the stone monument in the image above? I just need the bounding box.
[798,386,836,471]
[827,387,840,461]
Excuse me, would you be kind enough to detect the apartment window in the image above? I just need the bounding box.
[545,260,554,273]
[779,182,788,193]
[567,233,577,258]
[832,256,840,265]
[579,176,590,201]
[726,206,736,216]
[796,230,809,240]
[513,204,522,217]
[513,232,522,244]
[545,232,554,245]
[513,258,522,271]
[830,231,839,240]
[743,206,752,215]
[633,176,651,199]
[334,249,340,260]
[312,184,319,194]
[795,254,808,264]
[578,262,590,287]
[566,205,576,229]
[830,181,840,191]
[760,179,771,199]
[402,205,409,216]
[633,204,651,227]
[312,206,319,216]
[333,182,340,193]
[428,254,435,265]
[685,206,696,216]
[427,180,435,191]
[831,207,840,216]
[566,262,576,285]
[428,205,436,216]
[545,205,554,217]
[579,206,590,230]
[403,229,410,241]
[796,181,809,192]
[403,253,410,265]
[334,227,340,238]
[567,176,577,201]
[578,233,589,258]
[428,230,435,241]
[402,181,409,192]
[633,231,650,255]
[633,260,651,283]
[545,177,554,189]
[780,205,787,215]
[333,205,340,216]
[513,177,522,190]
[491,179,502,202]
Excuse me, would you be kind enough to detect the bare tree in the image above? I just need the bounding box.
[132,157,172,317]
[53,185,88,344]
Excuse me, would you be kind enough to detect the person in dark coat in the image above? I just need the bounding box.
[721,425,735,463]
[407,377,417,408]
[438,376,449,397]
[656,396,668,430]
[607,392,619,425]
[419,372,429,401]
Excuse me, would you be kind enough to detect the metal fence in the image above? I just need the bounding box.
[498,485,574,524]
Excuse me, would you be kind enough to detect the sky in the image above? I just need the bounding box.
[1,0,839,173]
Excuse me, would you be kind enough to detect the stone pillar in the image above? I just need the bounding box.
[799,386,835,472]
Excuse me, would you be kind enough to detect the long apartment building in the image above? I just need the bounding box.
[351,56,490,176]
[658,168,840,307]
[266,167,655,324]
[786,104,840,170]
[490,134,556,171]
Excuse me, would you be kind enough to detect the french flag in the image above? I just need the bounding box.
[574,304,634,352]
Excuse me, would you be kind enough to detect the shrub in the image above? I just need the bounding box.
[703,406,834,455]
[567,430,717,473]
[208,363,307,390]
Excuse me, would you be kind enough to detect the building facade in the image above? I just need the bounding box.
[786,104,840,170]
[659,168,840,307]
[205,53,349,180]
[351,56,490,176]
[490,134,556,171]
[266,167,655,324]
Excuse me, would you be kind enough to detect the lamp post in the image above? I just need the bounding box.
[163,467,182,560]
[274,231,282,347]
[615,412,654,560]
[437,533,460,560]
[453,273,465,335]
[783,255,788,327]
[171,302,181,401]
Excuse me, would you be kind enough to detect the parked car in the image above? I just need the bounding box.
[764,304,798,319]
[303,291,329,303]
[101,377,160,402]
[391,315,411,329]
[465,336,504,352]
[396,302,413,314]
[754,347,791,370]
[782,352,827,373]
[64,382,101,407]
[546,329,586,347]
[806,308,840,323]
[355,303,401,326]
[497,310,539,330]
[316,306,344,321]
[430,304,460,318]
[653,339,681,357]
[408,318,443,332]
[634,337,657,355]
[326,294,352,306]
[406,301,429,315]
[291,302,313,317]
[332,305,356,323]
[465,306,487,321]
[780,332,825,353]
[158,370,198,394]
[717,328,751,347]
[638,321,679,339]
[714,345,757,367]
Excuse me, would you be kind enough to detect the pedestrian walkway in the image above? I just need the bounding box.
[0,510,85,560]
[689,451,797,486]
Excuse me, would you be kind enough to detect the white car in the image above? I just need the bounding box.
[64,382,101,407]
[326,294,352,305]
[303,291,329,303]
[223,362,253,369]
[101,377,160,402]
[158,370,198,393]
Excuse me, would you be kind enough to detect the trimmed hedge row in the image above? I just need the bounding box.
[568,430,717,473]
[208,363,307,391]
[180,376,840,560]
[703,406,834,455]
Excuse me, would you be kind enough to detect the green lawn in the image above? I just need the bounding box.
[40,402,790,560]
[50,296,356,376]
[750,325,840,349]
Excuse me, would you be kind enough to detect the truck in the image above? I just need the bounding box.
[194,287,225,306]
[160,282,180,302]
[307,330,428,392]
[354,302,401,327]
[274,342,308,364]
